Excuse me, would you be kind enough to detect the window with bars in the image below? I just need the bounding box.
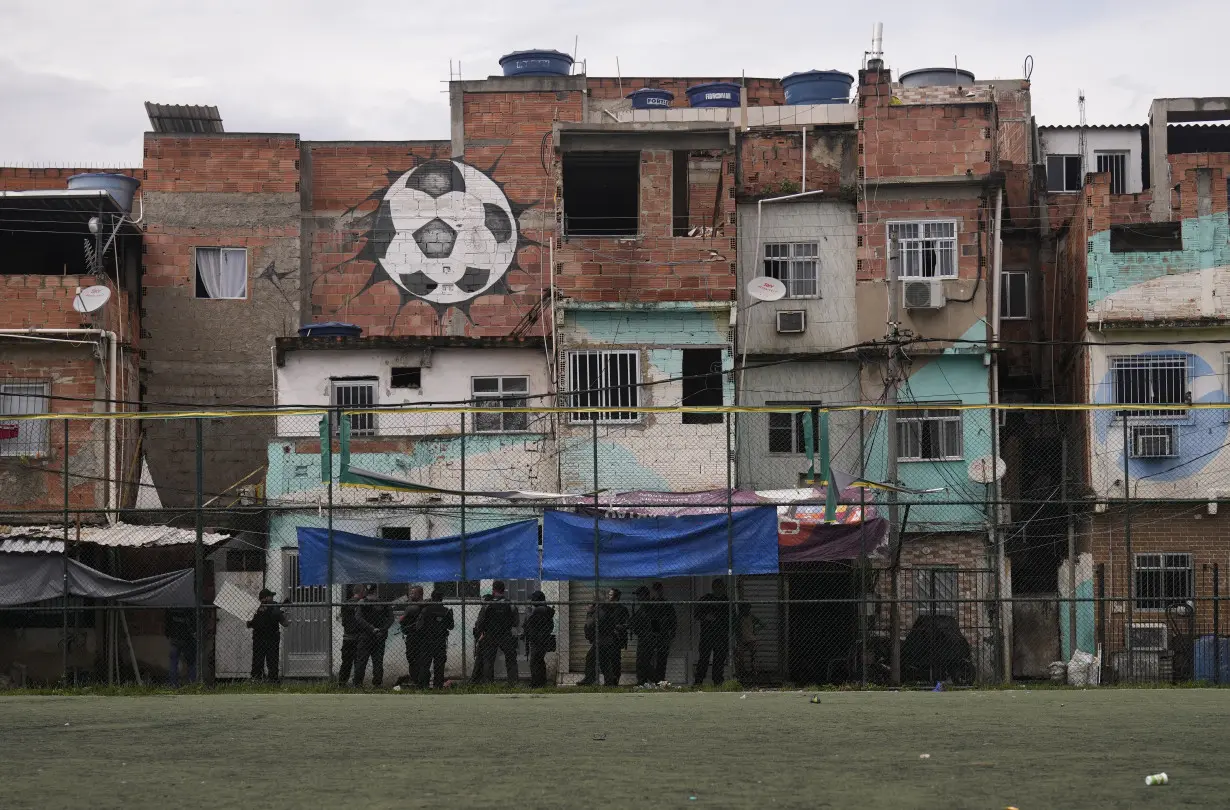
[999,271,1029,320]
[472,376,529,433]
[1110,355,1187,418]
[914,567,958,616]
[331,378,376,436]
[897,408,963,461]
[1046,154,1083,192]
[567,350,640,423]
[763,242,820,297]
[0,380,50,457]
[1095,151,1128,195]
[1135,553,1192,611]
[766,402,820,455]
[888,221,957,278]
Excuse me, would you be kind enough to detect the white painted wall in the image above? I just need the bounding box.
[1040,128,1144,194]
[275,347,551,437]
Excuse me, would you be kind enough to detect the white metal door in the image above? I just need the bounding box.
[281,548,330,677]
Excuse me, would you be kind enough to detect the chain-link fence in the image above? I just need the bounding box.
[2,404,1228,689]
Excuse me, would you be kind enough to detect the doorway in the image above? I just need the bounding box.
[785,563,857,685]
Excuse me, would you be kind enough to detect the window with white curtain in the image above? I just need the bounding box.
[195,247,248,299]
[0,380,50,457]
[887,221,958,278]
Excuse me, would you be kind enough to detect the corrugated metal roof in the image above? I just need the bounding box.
[0,523,230,553]
[144,103,224,134]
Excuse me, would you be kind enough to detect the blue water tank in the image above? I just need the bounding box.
[781,70,854,105]
[499,49,574,77]
[686,82,741,108]
[1194,635,1230,683]
[627,88,674,110]
[66,173,141,212]
[298,322,363,338]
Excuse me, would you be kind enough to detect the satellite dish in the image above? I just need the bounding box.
[968,456,1007,484]
[72,286,111,313]
[747,276,787,302]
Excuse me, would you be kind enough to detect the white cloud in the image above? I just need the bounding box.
[0,0,1224,164]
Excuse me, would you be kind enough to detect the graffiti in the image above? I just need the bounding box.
[334,157,537,320]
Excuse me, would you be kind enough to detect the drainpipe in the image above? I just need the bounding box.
[0,329,119,523]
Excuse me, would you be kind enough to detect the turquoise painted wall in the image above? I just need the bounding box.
[563,305,730,346]
[865,353,992,532]
[1089,212,1230,305]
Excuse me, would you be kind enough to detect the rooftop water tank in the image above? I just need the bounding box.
[899,67,976,87]
[781,70,854,105]
[298,322,363,338]
[686,82,741,108]
[627,88,674,110]
[66,173,141,212]
[499,49,574,77]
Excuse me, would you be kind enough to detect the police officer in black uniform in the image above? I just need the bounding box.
[353,584,394,688]
[337,585,364,686]
[693,578,730,686]
[247,588,289,682]
[629,586,659,686]
[470,593,493,683]
[476,581,520,685]
[523,590,556,688]
[416,589,454,689]
[650,582,676,683]
[397,585,426,687]
[579,588,629,687]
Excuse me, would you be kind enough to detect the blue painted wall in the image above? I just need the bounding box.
[1089,212,1230,305]
[865,353,992,532]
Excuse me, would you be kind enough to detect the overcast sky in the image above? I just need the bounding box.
[1,0,1224,166]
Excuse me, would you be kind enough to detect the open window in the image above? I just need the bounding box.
[681,348,723,424]
[1109,223,1183,253]
[563,152,639,237]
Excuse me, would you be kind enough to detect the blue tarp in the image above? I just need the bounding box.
[541,507,780,580]
[295,521,540,585]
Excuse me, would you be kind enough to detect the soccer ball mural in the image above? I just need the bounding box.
[363,159,528,310]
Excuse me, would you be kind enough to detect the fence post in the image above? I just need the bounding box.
[1063,431,1077,657]
[991,405,1007,684]
[725,411,734,685]
[62,417,70,685]
[1122,416,1133,678]
[858,409,868,688]
[1215,563,1221,686]
[1095,563,1106,657]
[592,417,601,684]
[325,409,335,682]
[460,411,468,682]
[194,418,204,684]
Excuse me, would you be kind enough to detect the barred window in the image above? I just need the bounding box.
[766,402,820,455]
[1111,355,1187,418]
[897,408,963,461]
[567,350,640,423]
[472,376,529,433]
[331,378,376,436]
[888,221,957,278]
[763,242,820,298]
[915,567,958,616]
[1135,553,1192,611]
[0,380,50,457]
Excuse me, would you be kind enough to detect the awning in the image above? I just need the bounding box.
[0,553,194,607]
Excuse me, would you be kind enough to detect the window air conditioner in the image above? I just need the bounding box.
[776,310,806,334]
[902,279,945,309]
[1130,425,1178,459]
[1127,622,1167,651]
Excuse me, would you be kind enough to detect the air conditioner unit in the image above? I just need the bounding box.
[1127,622,1168,651]
[776,310,806,333]
[1130,425,1178,459]
[902,278,945,309]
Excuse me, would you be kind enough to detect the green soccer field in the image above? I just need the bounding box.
[0,689,1221,809]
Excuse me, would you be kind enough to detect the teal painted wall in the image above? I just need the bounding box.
[865,354,992,531]
[562,305,730,346]
[1089,212,1230,305]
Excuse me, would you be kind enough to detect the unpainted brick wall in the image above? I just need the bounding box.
[555,149,736,303]
[738,128,856,198]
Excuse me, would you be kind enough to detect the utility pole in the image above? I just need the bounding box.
[886,237,902,686]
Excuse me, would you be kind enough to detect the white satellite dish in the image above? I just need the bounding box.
[967,455,1007,484]
[72,285,111,314]
[747,276,787,302]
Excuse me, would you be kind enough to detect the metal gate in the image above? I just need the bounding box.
[281,548,330,677]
